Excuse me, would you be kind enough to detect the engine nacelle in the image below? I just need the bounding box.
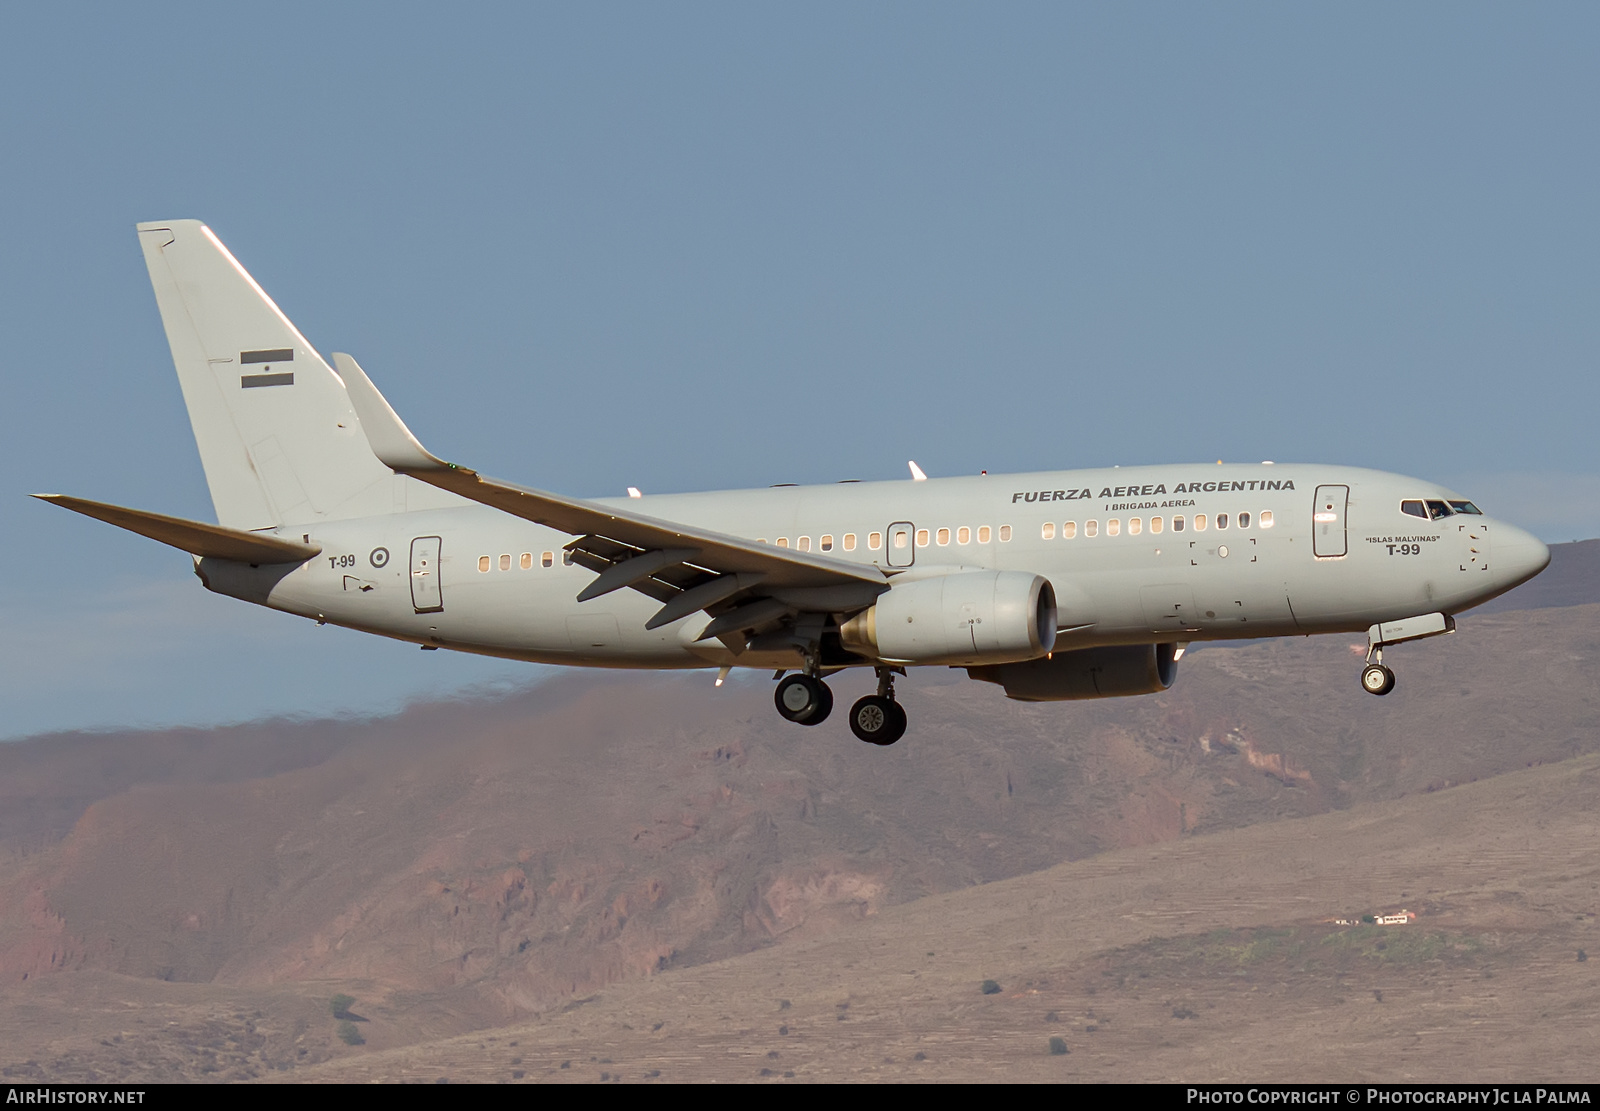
[839,571,1056,666]
[967,643,1179,701]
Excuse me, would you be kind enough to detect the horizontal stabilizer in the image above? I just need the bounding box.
[33,494,322,564]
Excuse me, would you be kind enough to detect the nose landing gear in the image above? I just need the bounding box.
[1360,645,1396,696]
[1357,614,1455,697]
[1361,661,1396,696]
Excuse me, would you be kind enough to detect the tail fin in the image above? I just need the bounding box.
[137,220,402,530]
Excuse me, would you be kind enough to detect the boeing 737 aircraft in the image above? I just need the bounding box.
[38,222,1551,745]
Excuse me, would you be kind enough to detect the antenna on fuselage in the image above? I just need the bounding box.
[908,461,928,481]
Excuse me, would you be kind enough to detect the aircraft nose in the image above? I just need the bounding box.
[1495,522,1550,591]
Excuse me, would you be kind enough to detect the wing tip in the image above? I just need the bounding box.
[332,352,450,473]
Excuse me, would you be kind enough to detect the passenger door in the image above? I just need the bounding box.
[1312,485,1348,558]
[409,535,444,613]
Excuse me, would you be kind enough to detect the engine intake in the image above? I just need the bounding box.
[968,643,1179,701]
[839,571,1056,666]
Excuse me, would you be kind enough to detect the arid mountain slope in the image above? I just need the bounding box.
[2,600,1598,1027]
[292,753,1600,1084]
[1474,536,1600,613]
[6,752,1593,1083]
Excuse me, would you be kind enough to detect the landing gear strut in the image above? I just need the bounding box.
[774,672,833,725]
[849,667,907,746]
[1361,644,1396,696]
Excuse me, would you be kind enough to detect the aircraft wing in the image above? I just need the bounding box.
[33,494,322,563]
[334,354,887,635]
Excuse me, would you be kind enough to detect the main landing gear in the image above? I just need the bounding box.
[772,666,908,746]
[774,672,833,725]
[848,667,907,746]
[1360,645,1396,696]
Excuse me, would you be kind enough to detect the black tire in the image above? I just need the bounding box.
[849,695,907,746]
[775,674,831,724]
[1360,663,1395,696]
[803,680,834,726]
[884,698,907,743]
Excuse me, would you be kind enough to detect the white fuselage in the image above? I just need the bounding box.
[198,462,1550,673]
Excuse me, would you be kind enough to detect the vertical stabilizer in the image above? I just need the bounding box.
[137,220,404,530]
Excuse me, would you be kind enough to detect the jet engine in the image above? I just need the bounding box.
[839,571,1056,666]
[967,642,1178,701]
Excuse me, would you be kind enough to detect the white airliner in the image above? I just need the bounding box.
[38,222,1551,745]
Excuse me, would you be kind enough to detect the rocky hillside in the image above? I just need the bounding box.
[1,593,1596,1022]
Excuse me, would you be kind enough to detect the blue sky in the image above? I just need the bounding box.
[3,3,1597,738]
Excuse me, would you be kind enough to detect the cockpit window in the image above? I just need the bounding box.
[1449,500,1483,515]
[1401,500,1428,519]
[1425,499,1454,520]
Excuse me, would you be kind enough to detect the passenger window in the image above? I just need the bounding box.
[1041,522,1055,540]
[1128,518,1142,535]
[958,526,970,544]
[1085,520,1098,538]
[1238,512,1250,529]
[893,532,907,549]
[937,528,951,545]
[562,551,574,566]
[478,556,491,572]
[999,525,1012,542]
[869,532,883,550]
[1150,516,1163,534]
[844,533,857,551]
[798,536,812,552]
[541,551,554,568]
[821,535,833,552]
[1062,521,1077,539]
[1194,514,1208,531]
[1107,519,1120,536]
[1173,516,1185,532]
[1216,514,1228,530]
[776,537,789,548]
[1401,500,1427,519]
[916,529,929,546]
[1260,511,1274,528]
[499,554,511,571]
[978,526,991,543]
[520,552,532,570]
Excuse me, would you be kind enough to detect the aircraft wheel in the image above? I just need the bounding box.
[775,674,832,725]
[807,680,834,725]
[849,695,907,746]
[1360,663,1396,696]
